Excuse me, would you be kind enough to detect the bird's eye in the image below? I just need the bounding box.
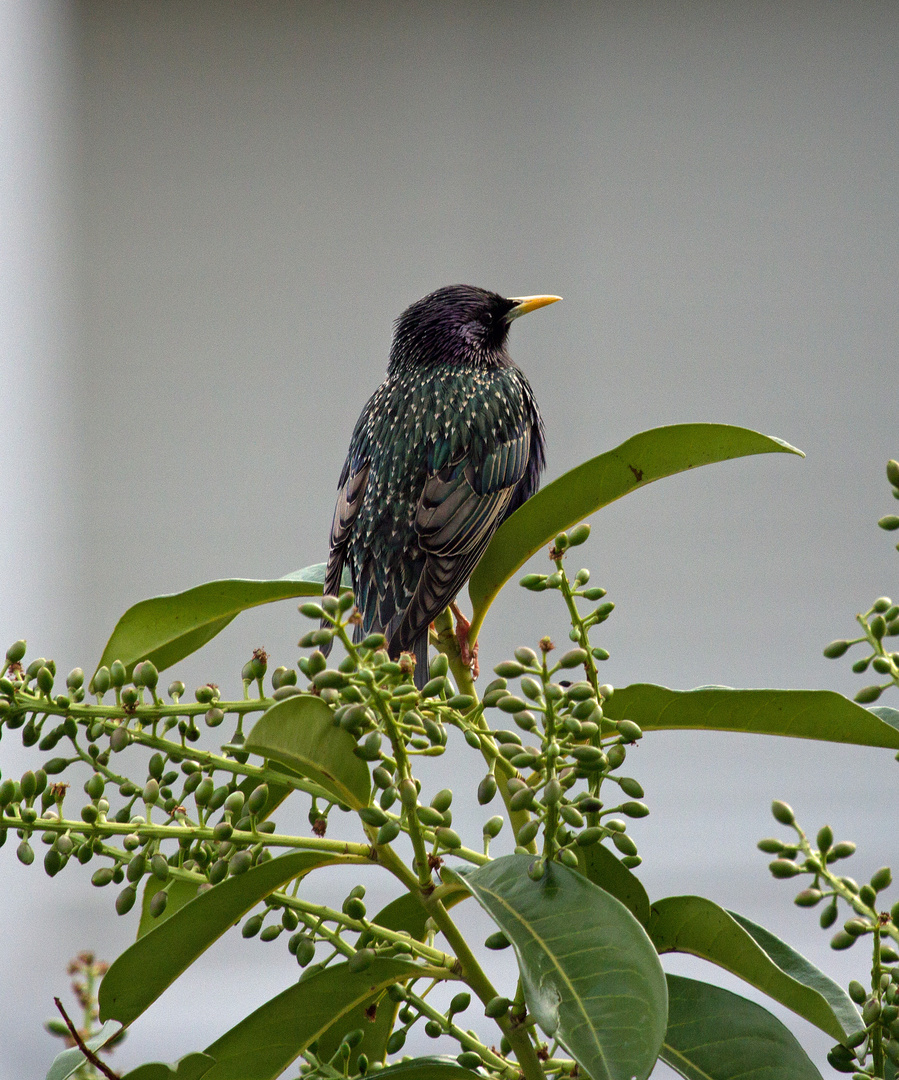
[481,312,494,327]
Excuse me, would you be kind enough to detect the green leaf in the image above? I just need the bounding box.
[575,843,651,927]
[869,704,899,731]
[371,883,470,938]
[648,896,863,1042]
[95,563,349,678]
[660,974,824,1080]
[468,424,803,639]
[137,876,201,938]
[243,694,371,810]
[371,1058,485,1080]
[200,959,421,1080]
[454,854,667,1080]
[603,684,899,750]
[100,852,341,1028]
[121,1054,216,1080]
[45,1020,123,1080]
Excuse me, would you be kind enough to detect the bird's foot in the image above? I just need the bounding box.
[450,602,479,680]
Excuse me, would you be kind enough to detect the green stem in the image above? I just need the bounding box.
[0,811,375,857]
[554,558,600,698]
[422,896,546,1080]
[401,984,518,1077]
[871,922,885,1078]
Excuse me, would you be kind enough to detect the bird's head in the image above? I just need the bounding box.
[389,284,560,371]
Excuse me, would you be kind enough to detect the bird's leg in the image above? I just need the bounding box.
[449,601,479,680]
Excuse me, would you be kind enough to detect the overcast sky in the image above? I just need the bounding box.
[2,3,898,1077]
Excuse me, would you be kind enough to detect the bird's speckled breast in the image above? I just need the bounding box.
[347,361,539,610]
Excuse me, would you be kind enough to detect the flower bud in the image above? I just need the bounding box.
[494,660,525,678]
[822,640,851,659]
[477,774,497,806]
[819,899,838,929]
[771,800,795,826]
[91,867,114,887]
[855,683,883,703]
[483,816,503,839]
[558,648,588,669]
[430,789,453,814]
[794,888,823,907]
[829,928,855,954]
[247,784,269,814]
[769,859,802,878]
[616,720,642,743]
[229,851,253,876]
[5,640,26,664]
[91,660,111,695]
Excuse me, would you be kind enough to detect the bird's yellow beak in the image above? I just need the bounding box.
[505,294,563,321]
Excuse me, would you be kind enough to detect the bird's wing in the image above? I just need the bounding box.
[391,429,531,651]
[323,462,370,603]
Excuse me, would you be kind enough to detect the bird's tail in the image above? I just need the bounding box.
[387,627,429,690]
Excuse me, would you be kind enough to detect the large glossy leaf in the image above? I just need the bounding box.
[371,1059,484,1080]
[200,958,421,1080]
[95,564,349,678]
[100,852,340,1027]
[121,1055,216,1080]
[603,684,899,749]
[576,843,651,927]
[45,1020,123,1080]
[137,877,201,938]
[454,854,667,1080]
[243,693,371,809]
[468,424,803,639]
[648,896,862,1043]
[660,974,824,1080]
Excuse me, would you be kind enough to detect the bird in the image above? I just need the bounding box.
[322,284,560,688]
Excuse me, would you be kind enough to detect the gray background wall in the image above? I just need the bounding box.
[2,2,897,1076]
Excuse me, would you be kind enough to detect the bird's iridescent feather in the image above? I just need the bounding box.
[323,285,547,686]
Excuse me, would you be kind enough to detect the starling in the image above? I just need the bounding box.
[322,284,560,687]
